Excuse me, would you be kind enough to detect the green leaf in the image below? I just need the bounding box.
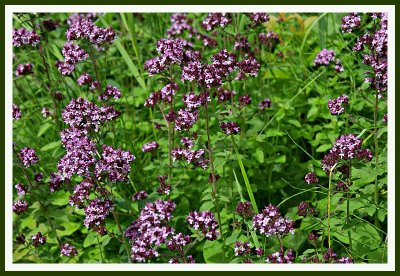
[283,230,307,251]
[203,240,225,263]
[253,148,264,163]
[225,229,241,245]
[316,144,332,153]
[48,190,70,206]
[274,155,286,163]
[37,122,53,138]
[40,141,61,152]
[200,201,215,211]
[288,119,301,128]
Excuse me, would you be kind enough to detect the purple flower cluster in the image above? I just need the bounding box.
[15,183,27,197]
[335,59,344,72]
[83,198,114,232]
[304,172,319,184]
[234,241,252,256]
[236,54,260,80]
[174,109,199,131]
[258,98,272,110]
[182,92,210,110]
[18,147,39,167]
[383,113,388,123]
[31,232,46,247]
[12,28,40,47]
[297,201,316,217]
[12,199,28,215]
[249,13,270,24]
[41,107,52,118]
[34,172,43,182]
[77,72,93,86]
[258,32,279,50]
[160,82,179,103]
[66,16,116,44]
[57,132,96,180]
[328,94,349,115]
[99,85,122,101]
[171,147,208,169]
[95,145,135,182]
[62,42,88,64]
[142,141,159,153]
[15,63,33,77]
[341,12,361,33]
[156,175,172,195]
[202,13,231,31]
[69,179,93,208]
[236,201,254,218]
[353,13,387,92]
[216,88,236,103]
[180,137,194,148]
[239,95,252,106]
[62,97,119,131]
[60,243,78,257]
[266,248,295,263]
[220,121,240,135]
[252,204,295,237]
[234,35,251,52]
[13,104,22,120]
[321,134,373,173]
[124,199,176,262]
[167,232,191,251]
[55,61,75,75]
[314,49,335,66]
[49,172,63,193]
[132,191,148,202]
[186,211,219,240]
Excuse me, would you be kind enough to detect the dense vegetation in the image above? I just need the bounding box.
[12,12,388,264]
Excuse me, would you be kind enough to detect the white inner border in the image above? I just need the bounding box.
[4,5,395,271]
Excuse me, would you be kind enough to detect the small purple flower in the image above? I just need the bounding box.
[337,257,354,264]
[180,137,194,148]
[304,172,319,184]
[160,82,179,103]
[60,243,78,257]
[234,241,252,256]
[255,247,264,257]
[258,98,272,110]
[132,191,148,202]
[258,32,279,50]
[202,13,231,31]
[174,109,199,131]
[297,201,316,217]
[15,183,27,197]
[341,13,361,33]
[383,113,388,123]
[99,85,122,101]
[167,232,191,251]
[156,175,172,195]
[41,107,52,118]
[142,141,159,153]
[144,91,162,107]
[239,95,252,106]
[216,88,236,103]
[69,179,93,208]
[31,232,46,247]
[13,28,40,47]
[314,49,335,66]
[253,204,295,237]
[56,61,75,75]
[186,211,219,240]
[16,234,26,244]
[335,59,344,72]
[328,94,349,115]
[236,201,254,218]
[308,232,318,242]
[84,198,114,229]
[12,199,28,215]
[49,172,63,193]
[220,121,240,135]
[323,248,337,263]
[77,73,93,86]
[62,42,88,64]
[15,63,33,77]
[250,13,270,24]
[183,92,210,110]
[95,145,135,182]
[266,248,295,263]
[34,172,43,182]
[13,104,22,120]
[18,147,39,167]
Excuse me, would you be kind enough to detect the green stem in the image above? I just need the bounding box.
[97,235,105,263]
[373,93,380,227]
[204,102,224,248]
[112,211,132,263]
[231,135,258,214]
